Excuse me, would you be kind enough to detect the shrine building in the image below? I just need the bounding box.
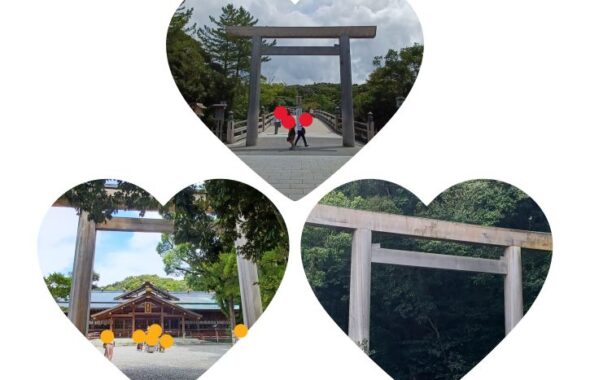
[57,281,233,339]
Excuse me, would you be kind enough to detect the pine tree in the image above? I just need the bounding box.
[197,4,275,114]
[197,4,274,79]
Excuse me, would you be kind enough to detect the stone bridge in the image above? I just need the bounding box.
[222,108,375,200]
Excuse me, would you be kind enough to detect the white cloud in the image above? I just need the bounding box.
[93,231,174,286]
[37,207,173,285]
[37,208,79,275]
[181,0,423,84]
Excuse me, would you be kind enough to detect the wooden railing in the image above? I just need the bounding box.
[225,111,274,144]
[311,109,375,144]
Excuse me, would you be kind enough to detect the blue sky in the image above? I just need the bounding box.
[181,0,423,84]
[37,208,178,286]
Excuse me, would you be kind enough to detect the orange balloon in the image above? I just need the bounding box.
[159,334,174,349]
[234,324,248,338]
[145,333,159,346]
[147,324,162,337]
[132,329,146,344]
[100,330,114,344]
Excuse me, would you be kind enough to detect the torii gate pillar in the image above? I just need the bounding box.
[228,26,377,147]
[339,35,355,147]
[68,211,96,335]
[246,36,262,147]
[235,229,263,327]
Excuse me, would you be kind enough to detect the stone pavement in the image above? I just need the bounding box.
[99,344,231,380]
[230,119,362,200]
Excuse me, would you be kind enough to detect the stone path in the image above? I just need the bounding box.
[99,344,231,380]
[230,119,362,200]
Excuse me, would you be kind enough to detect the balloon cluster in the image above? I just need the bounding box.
[99,324,174,350]
[132,324,174,349]
[273,106,313,129]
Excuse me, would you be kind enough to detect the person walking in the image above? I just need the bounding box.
[273,113,281,134]
[293,107,309,147]
[104,340,115,361]
[285,109,296,149]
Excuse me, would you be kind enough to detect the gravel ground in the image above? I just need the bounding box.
[99,344,231,380]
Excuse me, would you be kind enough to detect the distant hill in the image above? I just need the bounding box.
[100,275,191,292]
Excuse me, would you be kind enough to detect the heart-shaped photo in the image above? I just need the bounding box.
[38,179,288,379]
[167,0,423,199]
[302,179,552,379]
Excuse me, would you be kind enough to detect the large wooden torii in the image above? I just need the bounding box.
[307,205,553,351]
[226,26,377,148]
[53,197,263,336]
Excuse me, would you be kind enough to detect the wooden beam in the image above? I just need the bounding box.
[95,217,174,233]
[504,246,523,334]
[246,35,262,147]
[371,245,507,275]
[68,211,96,336]
[348,228,372,351]
[307,205,552,251]
[261,46,340,56]
[226,26,377,39]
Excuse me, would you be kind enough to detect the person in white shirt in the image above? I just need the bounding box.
[293,107,309,147]
[273,114,281,134]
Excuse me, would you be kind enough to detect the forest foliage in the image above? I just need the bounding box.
[99,274,191,292]
[302,180,551,380]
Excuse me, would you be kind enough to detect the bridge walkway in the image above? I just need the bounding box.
[229,118,362,200]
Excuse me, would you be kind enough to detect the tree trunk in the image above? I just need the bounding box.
[228,295,236,343]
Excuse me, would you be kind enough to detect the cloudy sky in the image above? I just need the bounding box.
[38,209,176,287]
[182,0,423,84]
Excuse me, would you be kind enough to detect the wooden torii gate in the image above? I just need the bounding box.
[226,26,377,148]
[307,205,553,350]
[53,200,263,336]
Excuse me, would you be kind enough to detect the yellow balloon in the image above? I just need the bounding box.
[145,333,159,346]
[147,324,163,337]
[100,330,115,344]
[132,329,146,344]
[234,324,248,338]
[159,334,174,349]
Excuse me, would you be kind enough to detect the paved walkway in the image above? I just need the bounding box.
[98,344,231,380]
[230,119,362,200]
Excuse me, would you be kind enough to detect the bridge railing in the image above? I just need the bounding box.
[225,111,274,144]
[311,109,375,144]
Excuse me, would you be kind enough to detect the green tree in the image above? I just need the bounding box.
[196,4,275,116]
[202,179,288,261]
[194,251,241,332]
[44,271,100,300]
[44,272,72,300]
[166,4,227,128]
[197,4,274,79]
[100,274,191,292]
[157,238,286,328]
[356,43,424,129]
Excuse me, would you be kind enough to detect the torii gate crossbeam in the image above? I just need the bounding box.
[227,26,377,147]
[307,205,552,351]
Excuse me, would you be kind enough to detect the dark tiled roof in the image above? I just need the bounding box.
[56,289,227,311]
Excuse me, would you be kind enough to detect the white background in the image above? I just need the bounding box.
[1,0,589,379]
